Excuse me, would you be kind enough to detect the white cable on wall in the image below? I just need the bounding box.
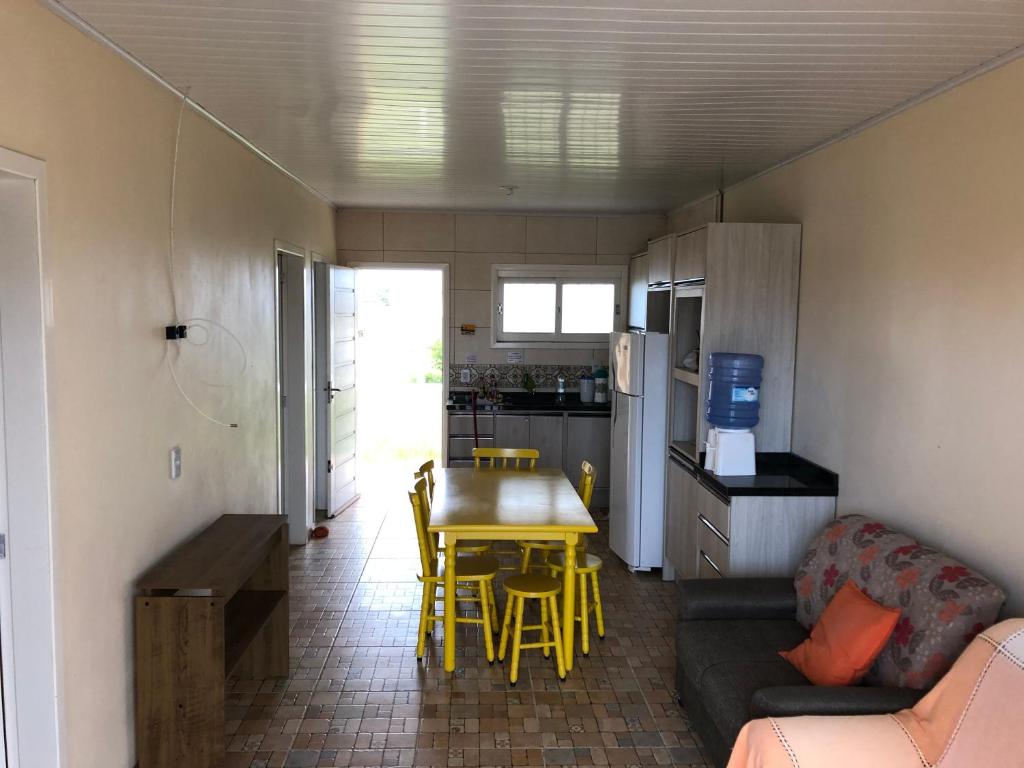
[165,87,244,429]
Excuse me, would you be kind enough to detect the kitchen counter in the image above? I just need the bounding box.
[669,447,838,500]
[447,391,611,413]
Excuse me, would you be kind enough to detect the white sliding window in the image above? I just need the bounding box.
[491,265,626,347]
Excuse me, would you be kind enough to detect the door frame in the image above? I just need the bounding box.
[348,262,449,466]
[274,242,311,545]
[0,146,64,767]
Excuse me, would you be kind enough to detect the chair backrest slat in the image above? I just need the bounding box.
[408,478,438,577]
[472,447,539,471]
[414,459,435,503]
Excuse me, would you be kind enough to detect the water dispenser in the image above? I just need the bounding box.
[704,352,763,476]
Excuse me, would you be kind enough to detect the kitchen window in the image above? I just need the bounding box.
[491,265,626,347]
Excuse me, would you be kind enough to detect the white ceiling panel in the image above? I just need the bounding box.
[54,0,1024,211]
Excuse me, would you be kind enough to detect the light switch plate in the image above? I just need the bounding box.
[460,368,472,384]
[169,446,182,480]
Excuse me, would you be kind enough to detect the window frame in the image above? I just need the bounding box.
[490,264,626,348]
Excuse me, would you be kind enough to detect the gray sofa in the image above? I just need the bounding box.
[675,515,1006,768]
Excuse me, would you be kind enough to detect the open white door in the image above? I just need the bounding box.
[314,264,357,517]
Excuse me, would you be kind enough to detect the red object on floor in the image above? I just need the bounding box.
[311,525,329,539]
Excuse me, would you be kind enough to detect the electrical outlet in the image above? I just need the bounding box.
[169,446,182,480]
[460,368,472,384]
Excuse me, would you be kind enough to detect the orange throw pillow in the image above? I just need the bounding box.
[781,580,901,686]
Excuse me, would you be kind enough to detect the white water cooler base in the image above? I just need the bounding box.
[705,428,756,476]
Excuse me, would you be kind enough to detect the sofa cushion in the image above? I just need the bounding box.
[677,618,808,694]
[701,660,810,748]
[794,514,1005,689]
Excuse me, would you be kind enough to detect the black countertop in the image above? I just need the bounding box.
[669,447,839,500]
[447,391,611,413]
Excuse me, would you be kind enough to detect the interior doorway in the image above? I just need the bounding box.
[276,247,310,545]
[354,266,446,491]
[0,148,62,767]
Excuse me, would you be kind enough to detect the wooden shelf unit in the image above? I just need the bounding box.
[134,515,289,768]
[672,367,700,387]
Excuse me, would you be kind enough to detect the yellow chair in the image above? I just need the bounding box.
[415,459,492,556]
[519,461,596,573]
[472,447,539,471]
[497,573,565,685]
[409,478,500,663]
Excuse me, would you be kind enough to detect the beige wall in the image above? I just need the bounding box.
[337,209,665,371]
[723,57,1024,613]
[0,1,335,765]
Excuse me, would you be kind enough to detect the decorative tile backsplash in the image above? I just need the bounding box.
[447,363,600,391]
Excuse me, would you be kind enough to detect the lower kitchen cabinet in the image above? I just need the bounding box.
[494,414,530,449]
[449,409,612,506]
[666,454,699,578]
[565,415,611,507]
[664,450,837,579]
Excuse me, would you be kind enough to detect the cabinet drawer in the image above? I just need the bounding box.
[448,436,493,459]
[673,228,706,283]
[698,486,730,539]
[698,515,730,576]
[449,413,493,436]
[698,550,723,578]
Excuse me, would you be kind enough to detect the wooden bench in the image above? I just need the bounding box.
[134,514,289,768]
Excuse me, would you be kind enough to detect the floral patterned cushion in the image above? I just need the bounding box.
[794,514,1005,689]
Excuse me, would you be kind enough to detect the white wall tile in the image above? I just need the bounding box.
[382,250,453,265]
[595,213,666,255]
[596,253,632,265]
[338,249,383,264]
[525,252,596,265]
[452,328,517,365]
[525,347,595,365]
[336,209,383,250]
[383,211,455,251]
[455,213,526,252]
[526,215,597,254]
[451,289,492,328]
[454,252,523,290]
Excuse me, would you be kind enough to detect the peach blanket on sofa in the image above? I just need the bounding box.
[727,619,1024,768]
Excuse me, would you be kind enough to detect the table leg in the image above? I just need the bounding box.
[562,533,578,672]
[443,534,457,673]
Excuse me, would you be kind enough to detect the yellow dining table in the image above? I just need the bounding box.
[428,467,598,674]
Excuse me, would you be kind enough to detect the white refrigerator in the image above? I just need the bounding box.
[608,330,669,570]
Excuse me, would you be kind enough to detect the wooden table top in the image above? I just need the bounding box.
[428,468,597,535]
[137,514,286,596]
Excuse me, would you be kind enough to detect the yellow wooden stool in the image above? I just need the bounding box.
[415,459,492,556]
[547,550,605,656]
[409,479,500,663]
[497,573,566,685]
[518,460,596,573]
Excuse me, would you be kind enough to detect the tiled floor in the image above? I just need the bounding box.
[224,476,709,768]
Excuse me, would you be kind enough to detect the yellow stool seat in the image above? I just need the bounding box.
[503,573,561,597]
[456,539,493,555]
[437,554,500,579]
[498,574,565,685]
[546,552,605,655]
[548,552,603,573]
[517,540,562,551]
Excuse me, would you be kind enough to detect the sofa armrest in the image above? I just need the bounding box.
[678,578,797,621]
[750,686,926,718]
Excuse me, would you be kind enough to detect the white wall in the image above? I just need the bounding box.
[336,209,665,372]
[0,1,336,764]
[723,57,1024,613]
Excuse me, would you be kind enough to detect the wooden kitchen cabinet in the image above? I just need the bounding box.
[529,415,564,470]
[494,414,530,449]
[665,453,699,578]
[673,228,706,283]
[628,253,648,329]
[647,235,673,286]
[565,415,611,506]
